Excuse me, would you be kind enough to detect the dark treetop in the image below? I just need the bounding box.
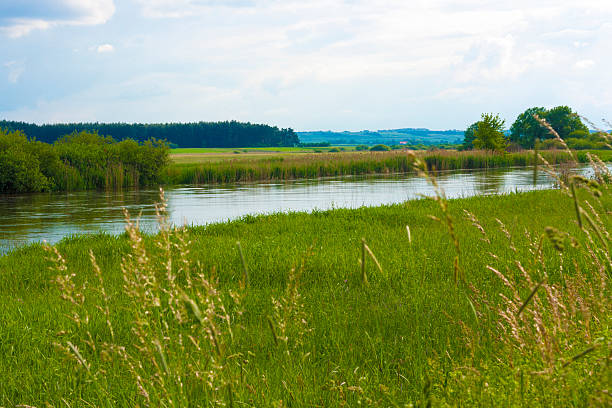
[0,120,299,148]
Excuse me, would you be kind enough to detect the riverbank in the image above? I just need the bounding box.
[164,149,608,185]
[1,188,609,406]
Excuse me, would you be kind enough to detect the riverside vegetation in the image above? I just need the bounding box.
[4,123,603,192]
[0,131,610,406]
[3,124,601,193]
[0,128,169,193]
[163,148,607,185]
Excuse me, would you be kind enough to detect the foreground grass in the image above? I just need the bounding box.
[0,188,609,406]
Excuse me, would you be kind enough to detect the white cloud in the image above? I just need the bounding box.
[96,43,114,53]
[0,0,115,38]
[574,59,595,69]
[2,0,612,130]
[135,0,253,18]
[4,60,25,83]
[1,19,52,38]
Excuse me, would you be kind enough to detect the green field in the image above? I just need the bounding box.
[169,146,356,165]
[1,182,609,406]
[171,147,344,154]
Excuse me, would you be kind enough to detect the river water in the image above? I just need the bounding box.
[0,167,560,253]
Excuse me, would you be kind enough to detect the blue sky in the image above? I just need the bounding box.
[1,0,611,131]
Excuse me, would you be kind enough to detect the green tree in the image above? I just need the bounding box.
[544,106,588,139]
[472,113,507,151]
[509,107,547,148]
[0,128,51,193]
[510,106,588,148]
[462,122,479,150]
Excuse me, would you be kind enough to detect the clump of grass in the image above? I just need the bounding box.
[46,189,252,406]
[416,117,611,406]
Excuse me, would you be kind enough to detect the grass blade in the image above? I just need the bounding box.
[517,279,545,316]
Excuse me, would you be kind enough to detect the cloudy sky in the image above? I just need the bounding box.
[1,0,611,131]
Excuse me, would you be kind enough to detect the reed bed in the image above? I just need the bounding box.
[164,149,580,185]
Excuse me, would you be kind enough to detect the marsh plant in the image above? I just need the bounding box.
[164,148,584,185]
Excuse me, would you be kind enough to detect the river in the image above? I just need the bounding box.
[0,166,561,253]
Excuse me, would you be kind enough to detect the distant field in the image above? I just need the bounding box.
[170,146,357,164]
[171,146,355,154]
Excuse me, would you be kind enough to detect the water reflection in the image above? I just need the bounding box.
[0,166,565,253]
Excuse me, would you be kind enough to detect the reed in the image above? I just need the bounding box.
[164,149,582,185]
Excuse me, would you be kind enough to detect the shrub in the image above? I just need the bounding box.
[0,128,52,193]
[0,129,169,193]
[0,148,51,193]
[369,144,390,151]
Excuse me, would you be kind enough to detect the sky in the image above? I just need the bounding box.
[1,0,611,131]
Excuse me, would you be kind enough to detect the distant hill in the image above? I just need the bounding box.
[297,128,464,145]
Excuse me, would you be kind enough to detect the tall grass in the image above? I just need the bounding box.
[164,149,580,185]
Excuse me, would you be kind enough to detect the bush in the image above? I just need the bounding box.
[369,144,391,151]
[0,128,52,193]
[568,130,589,139]
[0,128,169,193]
[356,144,369,151]
[540,138,564,150]
[300,142,330,147]
[0,148,51,193]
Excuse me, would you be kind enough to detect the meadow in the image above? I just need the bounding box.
[0,170,609,406]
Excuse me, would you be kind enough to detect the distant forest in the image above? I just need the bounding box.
[0,120,299,148]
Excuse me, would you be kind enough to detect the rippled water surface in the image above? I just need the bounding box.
[0,167,562,253]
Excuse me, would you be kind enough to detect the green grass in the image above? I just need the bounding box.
[580,149,612,161]
[172,147,328,153]
[171,146,354,155]
[0,188,609,406]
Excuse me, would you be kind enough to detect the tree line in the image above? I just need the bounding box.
[462,106,604,151]
[0,129,169,193]
[0,120,299,148]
